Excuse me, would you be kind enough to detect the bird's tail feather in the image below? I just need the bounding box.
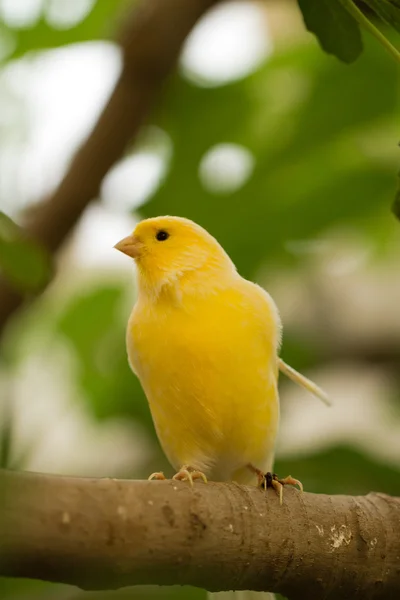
[208,592,275,599]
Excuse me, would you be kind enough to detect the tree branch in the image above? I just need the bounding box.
[0,0,221,335]
[0,470,399,599]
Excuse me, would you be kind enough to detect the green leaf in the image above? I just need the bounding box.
[297,0,363,63]
[362,0,400,32]
[0,212,52,292]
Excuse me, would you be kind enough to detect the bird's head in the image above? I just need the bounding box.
[114,216,235,296]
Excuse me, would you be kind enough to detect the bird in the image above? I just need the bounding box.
[115,215,329,600]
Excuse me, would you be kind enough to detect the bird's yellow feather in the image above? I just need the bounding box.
[119,216,281,485]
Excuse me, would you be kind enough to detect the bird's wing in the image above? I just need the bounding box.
[247,282,331,407]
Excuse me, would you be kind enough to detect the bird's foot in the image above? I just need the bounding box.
[247,463,303,505]
[261,473,303,505]
[148,471,166,481]
[148,465,207,487]
[172,465,208,487]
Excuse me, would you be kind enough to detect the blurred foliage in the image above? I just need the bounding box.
[0,212,52,292]
[56,285,151,427]
[144,35,398,278]
[393,165,400,218]
[0,1,399,599]
[0,399,12,469]
[0,0,132,63]
[0,580,208,600]
[276,445,400,496]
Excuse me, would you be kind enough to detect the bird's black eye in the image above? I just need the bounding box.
[156,230,169,241]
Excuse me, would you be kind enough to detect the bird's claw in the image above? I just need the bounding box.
[148,466,207,486]
[148,471,166,481]
[259,472,303,505]
[173,465,208,486]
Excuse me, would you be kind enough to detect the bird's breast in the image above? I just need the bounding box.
[127,288,279,478]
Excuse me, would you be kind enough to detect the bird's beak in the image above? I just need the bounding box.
[114,235,143,259]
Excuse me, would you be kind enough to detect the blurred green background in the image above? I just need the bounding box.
[0,0,400,599]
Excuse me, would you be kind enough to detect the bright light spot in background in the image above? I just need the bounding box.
[0,2,270,217]
[102,154,164,212]
[101,127,172,212]
[181,1,272,86]
[0,0,96,29]
[0,0,42,28]
[0,42,121,214]
[71,203,137,269]
[199,143,254,194]
[45,0,96,29]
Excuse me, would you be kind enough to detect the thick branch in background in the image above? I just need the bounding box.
[0,470,399,599]
[0,0,221,335]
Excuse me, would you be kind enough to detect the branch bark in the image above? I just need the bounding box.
[0,470,399,599]
[0,0,220,335]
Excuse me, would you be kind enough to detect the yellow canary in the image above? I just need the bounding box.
[115,216,328,600]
